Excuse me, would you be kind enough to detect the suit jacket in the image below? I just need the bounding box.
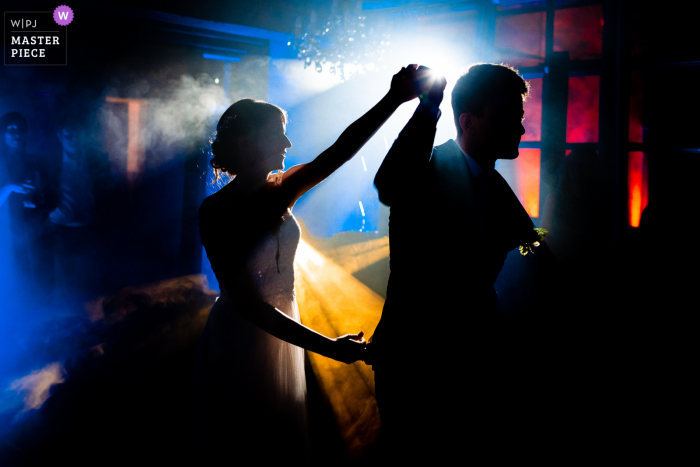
[372,106,534,369]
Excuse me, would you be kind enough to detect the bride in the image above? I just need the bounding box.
[193,66,424,464]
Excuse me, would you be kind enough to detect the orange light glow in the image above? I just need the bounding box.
[320,237,389,274]
[295,238,386,457]
[628,152,648,227]
[515,148,541,217]
[106,97,146,182]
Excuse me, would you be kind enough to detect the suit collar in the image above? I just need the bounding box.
[437,139,474,179]
[454,140,486,177]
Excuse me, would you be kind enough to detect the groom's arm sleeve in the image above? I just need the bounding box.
[374,101,440,207]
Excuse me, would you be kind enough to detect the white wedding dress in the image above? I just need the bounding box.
[193,174,308,464]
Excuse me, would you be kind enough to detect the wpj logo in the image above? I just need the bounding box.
[11,19,38,29]
[4,6,71,66]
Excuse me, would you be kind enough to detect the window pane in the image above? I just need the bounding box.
[522,78,542,141]
[499,148,541,218]
[553,5,603,61]
[567,75,599,143]
[628,152,649,227]
[494,12,546,68]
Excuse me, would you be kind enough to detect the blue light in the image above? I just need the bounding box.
[202,54,242,62]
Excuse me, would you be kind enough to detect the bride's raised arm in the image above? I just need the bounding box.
[280,65,425,207]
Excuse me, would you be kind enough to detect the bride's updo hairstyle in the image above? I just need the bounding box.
[211,99,288,178]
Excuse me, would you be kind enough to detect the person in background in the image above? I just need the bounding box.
[0,111,57,304]
[49,114,116,302]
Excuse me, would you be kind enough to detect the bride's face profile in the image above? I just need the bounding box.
[248,117,291,175]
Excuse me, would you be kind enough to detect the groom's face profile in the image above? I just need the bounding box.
[469,94,525,160]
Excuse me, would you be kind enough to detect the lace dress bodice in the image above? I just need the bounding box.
[245,207,300,312]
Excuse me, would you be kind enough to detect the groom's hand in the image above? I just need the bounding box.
[413,73,446,121]
[333,331,367,364]
[426,74,447,106]
[419,71,446,107]
[413,65,442,98]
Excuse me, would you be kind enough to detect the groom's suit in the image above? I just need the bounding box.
[371,103,535,457]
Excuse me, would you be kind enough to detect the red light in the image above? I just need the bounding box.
[515,148,541,218]
[628,152,648,227]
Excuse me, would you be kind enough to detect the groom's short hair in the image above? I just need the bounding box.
[451,63,529,134]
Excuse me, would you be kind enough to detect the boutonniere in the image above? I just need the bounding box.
[519,228,548,256]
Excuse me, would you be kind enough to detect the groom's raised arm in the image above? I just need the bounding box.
[374,83,444,207]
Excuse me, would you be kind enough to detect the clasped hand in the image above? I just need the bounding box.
[333,330,368,364]
[388,64,447,106]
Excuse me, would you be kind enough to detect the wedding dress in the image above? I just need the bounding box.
[193,173,307,463]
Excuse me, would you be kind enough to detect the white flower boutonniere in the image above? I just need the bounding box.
[519,228,548,256]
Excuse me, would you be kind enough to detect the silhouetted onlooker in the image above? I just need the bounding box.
[50,115,116,302]
[0,112,57,304]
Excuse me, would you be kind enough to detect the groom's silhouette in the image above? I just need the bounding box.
[371,64,536,460]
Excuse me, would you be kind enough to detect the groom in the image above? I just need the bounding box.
[370,64,537,460]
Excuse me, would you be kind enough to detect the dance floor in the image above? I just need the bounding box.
[0,225,389,464]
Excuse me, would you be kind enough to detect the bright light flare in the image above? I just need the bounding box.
[377,32,477,145]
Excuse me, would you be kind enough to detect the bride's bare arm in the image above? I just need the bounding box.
[223,267,365,364]
[280,65,423,207]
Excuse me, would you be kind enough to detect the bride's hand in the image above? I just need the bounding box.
[387,65,445,105]
[387,65,421,104]
[333,331,367,364]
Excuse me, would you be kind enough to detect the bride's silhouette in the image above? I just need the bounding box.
[193,66,424,464]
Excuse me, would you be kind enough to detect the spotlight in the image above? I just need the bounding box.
[414,67,445,96]
[214,78,219,84]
